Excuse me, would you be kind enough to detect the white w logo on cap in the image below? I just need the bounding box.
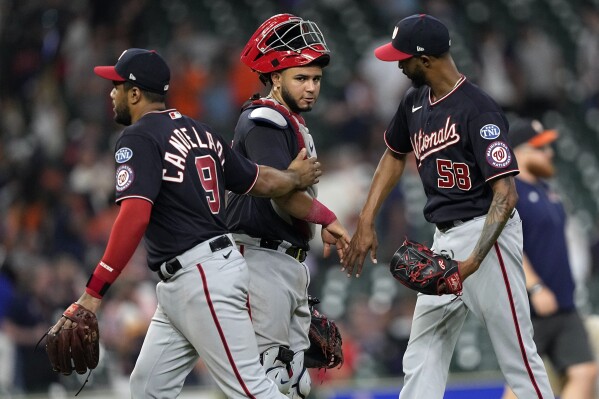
[129,73,136,80]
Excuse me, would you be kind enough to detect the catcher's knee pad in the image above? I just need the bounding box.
[260,346,294,393]
[286,351,311,399]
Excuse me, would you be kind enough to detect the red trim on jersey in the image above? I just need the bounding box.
[241,164,260,195]
[485,168,519,182]
[429,75,466,105]
[197,263,256,399]
[85,198,151,298]
[495,242,545,398]
[383,131,410,154]
[116,194,154,204]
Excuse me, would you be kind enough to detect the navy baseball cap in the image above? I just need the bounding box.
[94,48,170,95]
[509,118,558,148]
[375,14,451,61]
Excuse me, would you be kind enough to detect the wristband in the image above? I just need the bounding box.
[527,283,544,295]
[85,261,118,298]
[304,198,337,226]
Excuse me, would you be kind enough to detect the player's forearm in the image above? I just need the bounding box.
[272,190,312,217]
[359,149,406,223]
[466,176,518,269]
[251,166,301,197]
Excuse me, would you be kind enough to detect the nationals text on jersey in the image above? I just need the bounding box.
[410,116,460,162]
[163,126,225,182]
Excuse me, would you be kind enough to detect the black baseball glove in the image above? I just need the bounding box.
[390,239,463,295]
[304,296,343,369]
[46,303,100,375]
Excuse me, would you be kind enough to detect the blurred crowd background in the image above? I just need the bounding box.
[2,0,599,397]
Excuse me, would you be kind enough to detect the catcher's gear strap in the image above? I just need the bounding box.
[286,351,311,399]
[261,346,294,393]
[246,98,307,152]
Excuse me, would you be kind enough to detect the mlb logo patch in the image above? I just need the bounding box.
[169,111,182,119]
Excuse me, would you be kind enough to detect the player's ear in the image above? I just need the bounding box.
[271,71,282,86]
[129,87,142,104]
[419,55,432,67]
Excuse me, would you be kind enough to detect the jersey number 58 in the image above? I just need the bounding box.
[437,159,472,190]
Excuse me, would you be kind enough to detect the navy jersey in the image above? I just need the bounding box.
[385,76,519,223]
[516,179,575,313]
[226,105,314,249]
[114,109,259,269]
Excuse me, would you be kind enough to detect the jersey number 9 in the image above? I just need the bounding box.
[195,155,220,214]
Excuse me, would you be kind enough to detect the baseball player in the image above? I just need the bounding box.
[342,15,555,398]
[48,48,322,398]
[226,14,350,399]
[503,118,598,399]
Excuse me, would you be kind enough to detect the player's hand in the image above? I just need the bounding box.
[341,219,377,278]
[530,286,558,316]
[321,220,351,261]
[288,148,321,188]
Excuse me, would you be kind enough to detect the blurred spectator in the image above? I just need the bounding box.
[512,23,564,117]
[577,5,599,110]
[167,51,207,119]
[472,26,518,112]
[1,258,61,394]
[503,118,598,399]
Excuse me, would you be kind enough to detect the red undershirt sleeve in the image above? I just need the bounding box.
[85,198,152,298]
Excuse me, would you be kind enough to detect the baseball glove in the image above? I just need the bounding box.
[304,296,343,369]
[390,239,463,296]
[46,303,100,375]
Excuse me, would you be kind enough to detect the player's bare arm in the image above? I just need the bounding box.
[342,149,407,277]
[251,148,321,197]
[272,189,351,260]
[459,175,518,280]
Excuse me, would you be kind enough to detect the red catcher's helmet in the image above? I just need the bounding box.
[241,13,330,74]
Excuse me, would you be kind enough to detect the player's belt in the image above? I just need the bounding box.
[435,217,474,233]
[259,238,307,262]
[157,235,234,282]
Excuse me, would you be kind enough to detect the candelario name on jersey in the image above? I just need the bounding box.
[410,116,460,162]
[163,127,225,182]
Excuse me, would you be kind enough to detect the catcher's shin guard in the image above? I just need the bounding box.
[261,346,294,393]
[286,351,311,399]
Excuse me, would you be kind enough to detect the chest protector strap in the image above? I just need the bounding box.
[247,98,307,154]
